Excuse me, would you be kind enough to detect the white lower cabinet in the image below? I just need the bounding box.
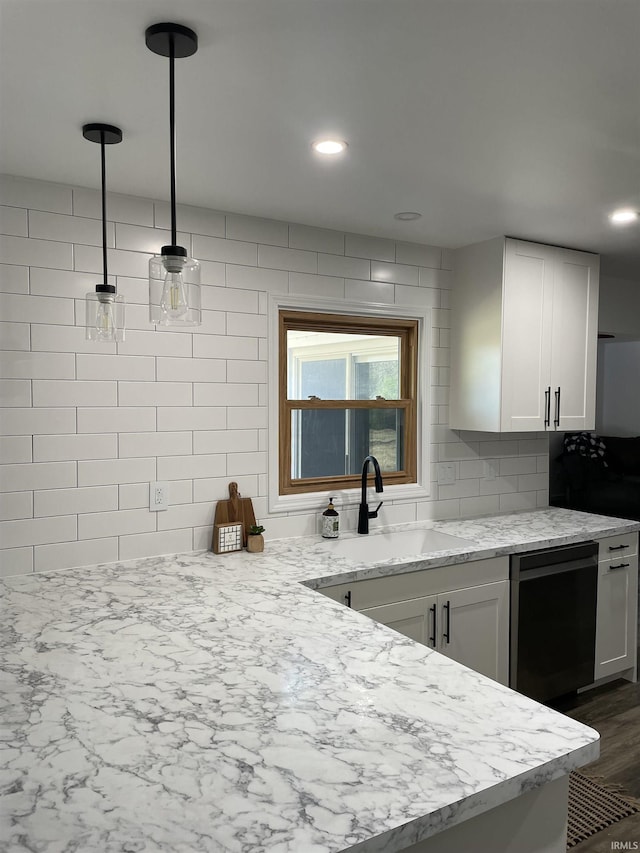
[360,580,509,685]
[594,533,638,681]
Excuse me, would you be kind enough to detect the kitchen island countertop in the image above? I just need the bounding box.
[2,507,639,852]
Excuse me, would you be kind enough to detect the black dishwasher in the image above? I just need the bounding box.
[510,541,598,702]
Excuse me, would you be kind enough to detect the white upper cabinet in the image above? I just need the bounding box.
[450,237,599,432]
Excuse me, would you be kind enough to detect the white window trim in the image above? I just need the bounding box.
[268,293,432,514]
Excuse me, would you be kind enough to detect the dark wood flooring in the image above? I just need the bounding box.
[552,676,640,851]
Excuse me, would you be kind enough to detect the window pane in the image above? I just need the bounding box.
[287,330,400,400]
[291,408,404,478]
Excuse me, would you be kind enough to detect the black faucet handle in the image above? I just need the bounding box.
[369,501,383,519]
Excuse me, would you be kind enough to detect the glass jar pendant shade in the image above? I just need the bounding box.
[146,23,201,327]
[83,123,125,342]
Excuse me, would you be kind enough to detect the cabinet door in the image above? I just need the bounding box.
[438,580,509,685]
[360,595,438,647]
[595,556,638,680]
[501,240,555,431]
[549,249,599,431]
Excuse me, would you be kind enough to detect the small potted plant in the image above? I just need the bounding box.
[247,524,265,553]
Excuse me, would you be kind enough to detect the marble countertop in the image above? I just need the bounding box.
[2,507,638,853]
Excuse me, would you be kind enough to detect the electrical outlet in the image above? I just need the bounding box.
[437,463,456,486]
[150,481,169,511]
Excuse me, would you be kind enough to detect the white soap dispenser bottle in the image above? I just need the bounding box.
[322,497,340,539]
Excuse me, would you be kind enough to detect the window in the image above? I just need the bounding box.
[279,310,419,495]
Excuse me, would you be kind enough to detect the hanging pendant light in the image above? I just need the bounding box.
[83,123,125,342]
[146,22,201,327]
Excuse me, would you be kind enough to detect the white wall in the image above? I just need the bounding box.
[596,340,640,436]
[599,275,640,339]
[0,175,549,576]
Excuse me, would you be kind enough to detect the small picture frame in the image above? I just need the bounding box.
[212,522,244,554]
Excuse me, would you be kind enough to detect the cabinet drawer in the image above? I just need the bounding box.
[598,553,638,577]
[598,532,638,561]
[319,556,509,611]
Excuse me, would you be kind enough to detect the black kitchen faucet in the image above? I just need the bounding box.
[358,455,384,534]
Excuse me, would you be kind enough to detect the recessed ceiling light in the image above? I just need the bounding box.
[609,208,638,224]
[394,211,422,221]
[312,139,347,155]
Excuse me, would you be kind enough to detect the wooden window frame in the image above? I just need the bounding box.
[279,309,418,495]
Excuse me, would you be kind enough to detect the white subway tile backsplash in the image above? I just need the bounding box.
[0,293,75,326]
[33,433,117,462]
[117,330,192,358]
[420,268,453,289]
[395,284,439,308]
[33,380,117,408]
[77,407,156,434]
[395,242,441,269]
[193,429,258,454]
[0,265,29,293]
[157,453,225,481]
[78,508,156,540]
[1,408,76,436]
[201,285,259,314]
[500,491,538,512]
[226,360,267,384]
[193,334,258,361]
[118,528,193,561]
[157,501,214,531]
[31,324,115,355]
[0,514,76,549]
[227,214,288,247]
[226,313,267,338]
[371,261,418,286]
[29,210,110,247]
[0,322,30,350]
[289,224,344,255]
[225,264,288,294]
[258,244,317,274]
[0,176,548,571]
[119,431,192,458]
[1,461,76,491]
[34,537,119,573]
[78,457,155,486]
[118,382,192,407]
[517,472,549,492]
[1,176,72,214]
[0,351,74,379]
[289,272,344,299]
[0,491,33,520]
[1,379,31,407]
[76,353,154,382]
[0,546,33,577]
[194,382,258,407]
[74,244,151,279]
[34,485,118,517]
[154,201,225,237]
[0,435,32,464]
[345,234,395,262]
[156,406,226,432]
[156,357,226,383]
[192,474,258,504]
[345,279,394,304]
[459,495,501,517]
[0,235,73,269]
[193,234,257,266]
[318,253,370,281]
[73,187,154,225]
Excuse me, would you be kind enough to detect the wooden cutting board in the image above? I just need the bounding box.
[213,482,256,547]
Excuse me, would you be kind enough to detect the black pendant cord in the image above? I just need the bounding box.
[169,34,177,248]
[100,131,109,288]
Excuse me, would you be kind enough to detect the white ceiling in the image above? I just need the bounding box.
[1,0,639,277]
